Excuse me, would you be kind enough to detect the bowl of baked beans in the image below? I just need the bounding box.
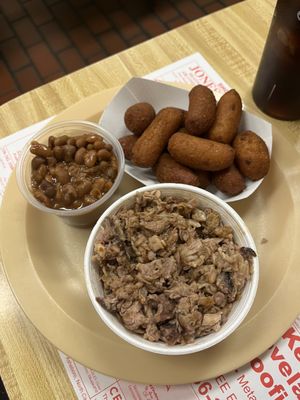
[16,120,125,226]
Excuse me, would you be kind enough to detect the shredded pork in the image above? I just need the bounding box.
[93,190,255,345]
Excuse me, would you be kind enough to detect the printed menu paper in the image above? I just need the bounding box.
[1,53,299,400]
[59,316,300,400]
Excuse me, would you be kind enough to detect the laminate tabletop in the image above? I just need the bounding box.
[1,0,299,398]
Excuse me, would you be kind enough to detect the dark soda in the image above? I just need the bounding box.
[252,0,300,120]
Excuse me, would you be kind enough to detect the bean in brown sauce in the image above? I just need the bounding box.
[74,147,86,164]
[84,150,97,167]
[97,149,111,161]
[94,140,104,150]
[76,137,87,148]
[48,136,55,148]
[54,135,68,146]
[54,165,70,184]
[63,144,76,162]
[53,146,64,161]
[30,142,53,158]
[46,156,57,167]
[31,156,46,170]
[67,137,76,146]
[30,133,118,210]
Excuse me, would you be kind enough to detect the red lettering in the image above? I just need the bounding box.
[219,382,230,393]
[292,383,300,398]
[113,395,122,400]
[201,75,211,85]
[216,375,230,392]
[268,384,288,398]
[189,66,206,78]
[279,361,292,378]
[216,375,227,384]
[295,346,300,362]
[271,346,284,361]
[227,394,237,400]
[287,372,300,385]
[198,382,212,395]
[261,372,274,388]
[251,358,264,373]
[244,386,250,393]
[282,327,300,351]
[110,387,118,395]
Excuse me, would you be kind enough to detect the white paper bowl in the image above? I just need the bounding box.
[16,120,125,227]
[84,183,259,355]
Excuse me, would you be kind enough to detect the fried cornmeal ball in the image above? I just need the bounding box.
[233,130,270,181]
[124,102,156,136]
[212,164,245,196]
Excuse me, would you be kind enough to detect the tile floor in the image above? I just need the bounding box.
[0,0,242,107]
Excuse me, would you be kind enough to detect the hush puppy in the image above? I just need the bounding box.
[208,89,242,144]
[124,102,156,136]
[193,169,211,189]
[131,107,184,168]
[233,130,270,180]
[212,164,246,196]
[154,153,200,187]
[185,85,216,136]
[119,135,138,160]
[168,132,235,171]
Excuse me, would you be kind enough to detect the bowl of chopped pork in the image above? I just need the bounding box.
[84,183,259,355]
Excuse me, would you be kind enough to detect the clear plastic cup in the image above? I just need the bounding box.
[16,120,125,227]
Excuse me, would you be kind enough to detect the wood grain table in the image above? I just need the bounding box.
[1,0,299,398]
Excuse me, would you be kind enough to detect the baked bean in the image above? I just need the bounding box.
[61,184,77,206]
[38,164,48,179]
[31,156,46,170]
[86,166,101,176]
[48,136,55,148]
[76,136,87,148]
[104,143,113,151]
[67,137,76,146]
[90,188,102,198]
[84,194,97,206]
[44,174,53,184]
[55,166,70,184]
[86,134,98,143]
[30,141,53,158]
[46,157,57,167]
[33,190,51,207]
[99,161,109,172]
[68,164,80,177]
[53,146,64,161]
[40,180,56,198]
[94,140,104,150]
[54,135,68,146]
[63,144,76,162]
[74,147,86,164]
[31,170,44,185]
[30,133,119,209]
[84,150,97,167]
[76,181,92,197]
[97,149,111,161]
[93,178,106,192]
[106,166,117,179]
[104,181,113,192]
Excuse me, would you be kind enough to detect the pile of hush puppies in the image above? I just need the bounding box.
[119,85,270,196]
